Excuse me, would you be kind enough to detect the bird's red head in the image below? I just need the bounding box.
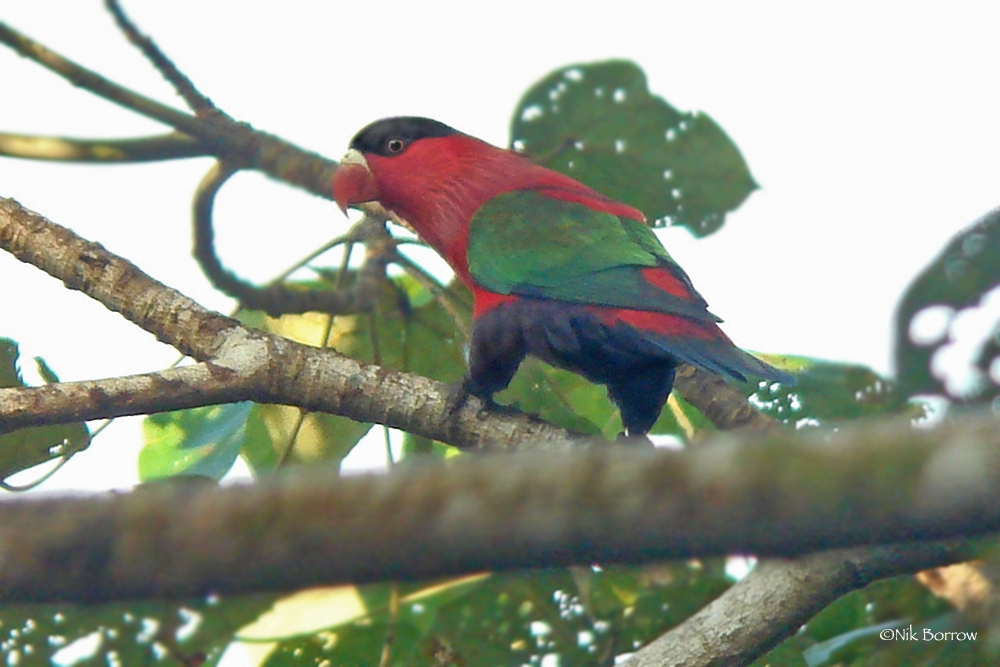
[331,117,458,215]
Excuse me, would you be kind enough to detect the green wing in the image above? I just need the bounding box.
[467,190,718,321]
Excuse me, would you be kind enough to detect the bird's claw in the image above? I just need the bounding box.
[445,378,522,420]
[444,378,474,417]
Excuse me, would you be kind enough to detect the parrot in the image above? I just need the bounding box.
[332,116,793,436]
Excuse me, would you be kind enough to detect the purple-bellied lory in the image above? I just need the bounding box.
[332,117,792,435]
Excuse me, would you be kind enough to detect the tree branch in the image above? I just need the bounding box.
[0,132,209,162]
[0,414,991,604]
[190,162,392,316]
[105,0,218,116]
[624,542,973,667]
[673,363,779,432]
[0,363,251,428]
[0,22,340,198]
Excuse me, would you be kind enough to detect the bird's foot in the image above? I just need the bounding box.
[444,378,472,416]
[445,378,521,420]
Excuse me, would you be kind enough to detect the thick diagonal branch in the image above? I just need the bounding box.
[623,542,973,667]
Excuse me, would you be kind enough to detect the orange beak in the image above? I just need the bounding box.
[332,149,380,215]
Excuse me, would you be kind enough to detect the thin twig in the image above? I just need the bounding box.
[379,584,401,667]
[0,23,207,138]
[106,0,220,116]
[269,233,356,285]
[0,454,73,492]
[191,162,389,316]
[391,251,472,340]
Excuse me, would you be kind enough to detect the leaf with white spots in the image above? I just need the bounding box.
[0,338,90,481]
[510,60,757,237]
[750,355,912,426]
[895,207,1000,404]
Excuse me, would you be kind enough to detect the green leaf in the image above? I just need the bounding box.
[496,358,612,436]
[802,588,869,643]
[895,207,1000,404]
[139,402,251,481]
[238,402,280,473]
[258,562,734,666]
[397,575,491,635]
[649,391,715,439]
[248,273,466,468]
[803,618,906,667]
[750,640,810,667]
[0,594,276,667]
[0,338,90,481]
[400,432,460,461]
[32,356,61,384]
[246,403,372,472]
[267,272,467,384]
[751,355,912,426]
[511,60,757,237]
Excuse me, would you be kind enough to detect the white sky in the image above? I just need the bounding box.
[2,1,1000,491]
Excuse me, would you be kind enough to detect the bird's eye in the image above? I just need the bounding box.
[387,138,405,153]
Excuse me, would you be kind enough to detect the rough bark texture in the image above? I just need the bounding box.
[624,543,972,667]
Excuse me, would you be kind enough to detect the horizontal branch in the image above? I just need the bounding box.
[0,363,249,427]
[0,414,992,603]
[0,131,209,162]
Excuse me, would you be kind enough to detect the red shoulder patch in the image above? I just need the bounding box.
[472,286,518,318]
[640,266,692,299]
[598,308,726,341]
